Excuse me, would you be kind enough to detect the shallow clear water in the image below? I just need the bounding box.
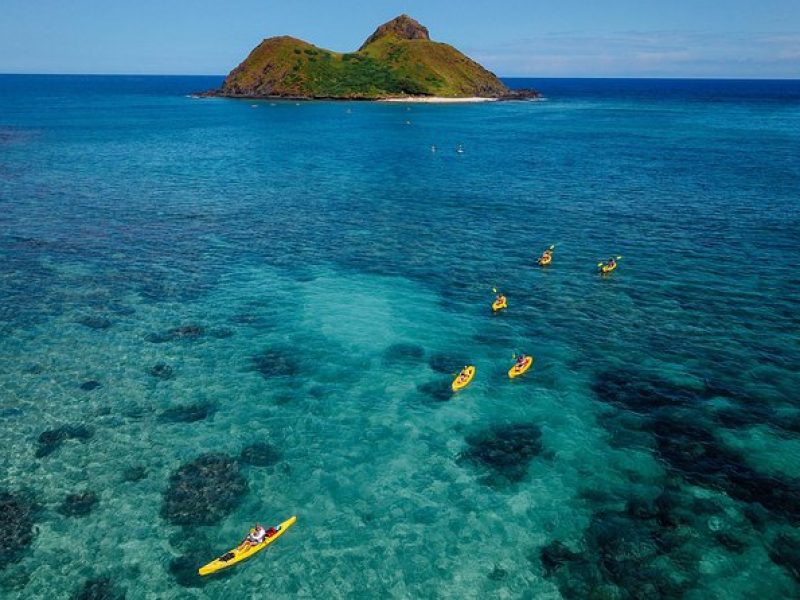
[1,75,799,599]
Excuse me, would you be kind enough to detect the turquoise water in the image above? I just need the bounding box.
[1,75,799,599]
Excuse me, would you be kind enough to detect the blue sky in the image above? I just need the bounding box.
[1,0,798,77]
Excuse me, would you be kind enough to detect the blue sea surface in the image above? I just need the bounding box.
[1,74,800,599]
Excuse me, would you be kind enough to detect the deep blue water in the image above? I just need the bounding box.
[1,75,800,599]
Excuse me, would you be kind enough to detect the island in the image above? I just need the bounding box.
[206,15,538,101]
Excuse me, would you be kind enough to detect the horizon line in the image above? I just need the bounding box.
[1,72,799,81]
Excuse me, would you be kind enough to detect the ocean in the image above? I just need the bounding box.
[1,75,799,599]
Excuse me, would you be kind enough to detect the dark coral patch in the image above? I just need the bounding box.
[161,453,247,526]
[169,325,205,339]
[542,556,606,599]
[239,442,281,467]
[744,503,770,531]
[1,568,31,592]
[592,368,800,526]
[144,333,169,343]
[36,425,93,458]
[459,423,542,484]
[80,380,101,391]
[594,367,789,436]
[251,348,299,379]
[159,402,215,424]
[588,512,662,579]
[0,491,37,567]
[146,325,205,343]
[428,352,470,375]
[625,497,659,521]
[169,552,208,588]
[651,416,800,524]
[273,393,296,406]
[209,328,234,339]
[769,533,800,583]
[714,531,748,554]
[121,466,147,483]
[58,491,98,518]
[76,316,113,330]
[713,404,776,431]
[540,509,688,600]
[70,576,125,600]
[166,529,235,590]
[588,512,682,598]
[591,369,699,414]
[382,343,425,365]
[148,363,174,380]
[0,408,24,420]
[417,379,453,403]
[539,541,581,577]
[538,481,770,600]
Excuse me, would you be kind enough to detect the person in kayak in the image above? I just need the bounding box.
[456,367,471,383]
[246,524,268,545]
[515,354,528,369]
[606,257,616,269]
[538,245,554,262]
[495,293,506,305]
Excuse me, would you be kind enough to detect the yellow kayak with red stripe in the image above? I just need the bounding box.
[198,516,297,576]
[492,297,507,312]
[452,366,476,391]
[508,356,534,378]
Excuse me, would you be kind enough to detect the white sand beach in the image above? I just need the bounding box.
[380,96,498,103]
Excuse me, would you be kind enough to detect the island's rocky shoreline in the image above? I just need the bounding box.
[197,88,541,102]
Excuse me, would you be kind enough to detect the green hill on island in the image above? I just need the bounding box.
[215,15,529,99]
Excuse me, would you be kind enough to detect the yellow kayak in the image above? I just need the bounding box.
[198,516,297,576]
[492,297,507,312]
[508,356,534,378]
[452,366,476,391]
[599,262,617,274]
